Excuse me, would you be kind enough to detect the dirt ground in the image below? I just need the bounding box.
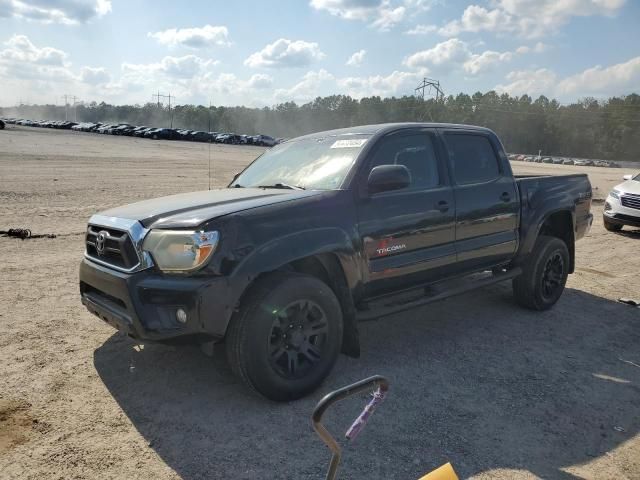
[1,126,639,480]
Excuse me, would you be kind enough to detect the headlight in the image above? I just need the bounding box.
[143,230,219,273]
[609,189,621,200]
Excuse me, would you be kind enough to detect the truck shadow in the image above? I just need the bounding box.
[94,285,640,480]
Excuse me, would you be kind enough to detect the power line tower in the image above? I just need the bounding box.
[151,91,174,128]
[415,77,444,102]
[414,78,445,121]
[61,94,78,121]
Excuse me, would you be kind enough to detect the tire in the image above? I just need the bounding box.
[513,235,569,311]
[603,216,622,232]
[226,272,343,401]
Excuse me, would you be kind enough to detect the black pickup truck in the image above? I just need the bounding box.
[80,123,593,400]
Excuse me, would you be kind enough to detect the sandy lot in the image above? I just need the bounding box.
[1,126,639,480]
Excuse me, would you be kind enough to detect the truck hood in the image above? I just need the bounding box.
[615,179,640,195]
[98,188,323,229]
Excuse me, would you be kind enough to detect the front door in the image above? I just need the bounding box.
[356,129,456,297]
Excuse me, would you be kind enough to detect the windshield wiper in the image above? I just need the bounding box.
[257,182,305,190]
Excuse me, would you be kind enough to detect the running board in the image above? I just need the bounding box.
[356,267,522,322]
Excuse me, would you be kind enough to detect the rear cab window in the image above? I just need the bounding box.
[444,133,501,185]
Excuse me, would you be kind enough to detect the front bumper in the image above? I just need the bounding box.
[79,259,234,342]
[604,195,640,228]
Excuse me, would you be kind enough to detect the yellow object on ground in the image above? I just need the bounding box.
[418,462,459,480]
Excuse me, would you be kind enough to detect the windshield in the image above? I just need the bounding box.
[230,135,371,190]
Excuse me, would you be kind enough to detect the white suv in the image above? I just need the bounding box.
[604,172,640,231]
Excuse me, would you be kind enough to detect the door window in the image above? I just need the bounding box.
[445,134,500,185]
[368,134,440,190]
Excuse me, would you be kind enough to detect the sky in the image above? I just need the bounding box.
[0,0,639,108]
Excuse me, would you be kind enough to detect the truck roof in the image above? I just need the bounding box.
[292,122,493,141]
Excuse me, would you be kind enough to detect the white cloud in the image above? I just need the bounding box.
[309,0,385,20]
[405,24,437,35]
[148,25,230,49]
[370,5,406,31]
[404,38,470,70]
[405,38,513,76]
[274,69,336,102]
[244,38,325,69]
[272,67,425,103]
[121,55,217,83]
[80,66,110,85]
[338,69,424,97]
[495,69,560,96]
[310,0,430,31]
[439,0,626,38]
[496,56,640,99]
[247,73,274,89]
[516,42,548,54]
[346,49,366,67]
[0,0,111,24]
[463,50,513,75]
[557,56,640,97]
[0,35,68,66]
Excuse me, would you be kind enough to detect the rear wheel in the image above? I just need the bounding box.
[226,272,343,401]
[603,216,623,232]
[513,235,569,311]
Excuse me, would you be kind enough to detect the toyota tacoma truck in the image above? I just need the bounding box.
[79,123,593,401]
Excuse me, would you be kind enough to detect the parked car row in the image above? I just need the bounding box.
[2,118,78,129]
[0,117,281,147]
[507,153,619,168]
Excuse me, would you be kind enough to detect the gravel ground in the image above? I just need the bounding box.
[1,126,639,480]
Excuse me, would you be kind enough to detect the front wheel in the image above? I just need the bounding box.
[513,235,569,311]
[226,272,343,401]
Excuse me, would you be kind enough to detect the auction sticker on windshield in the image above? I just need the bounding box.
[330,138,368,149]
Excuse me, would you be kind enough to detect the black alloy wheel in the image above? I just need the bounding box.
[268,300,329,379]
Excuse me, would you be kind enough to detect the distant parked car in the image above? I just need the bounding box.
[552,157,564,165]
[133,127,153,137]
[144,128,176,140]
[563,158,575,165]
[0,119,5,130]
[189,131,212,142]
[129,126,148,136]
[542,157,553,164]
[256,134,277,147]
[574,159,594,167]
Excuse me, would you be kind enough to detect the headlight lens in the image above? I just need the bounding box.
[143,230,219,272]
[609,189,620,200]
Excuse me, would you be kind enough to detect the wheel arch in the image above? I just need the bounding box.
[536,210,575,273]
[227,229,362,357]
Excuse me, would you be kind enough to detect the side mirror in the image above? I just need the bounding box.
[623,174,632,181]
[368,165,411,194]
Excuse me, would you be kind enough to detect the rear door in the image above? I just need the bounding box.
[441,130,519,270]
[356,129,456,296]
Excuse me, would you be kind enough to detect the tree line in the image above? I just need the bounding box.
[3,91,639,161]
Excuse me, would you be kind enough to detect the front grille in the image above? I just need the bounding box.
[621,193,640,210]
[86,225,139,270]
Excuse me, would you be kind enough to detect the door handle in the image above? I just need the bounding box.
[436,200,449,212]
[500,192,511,202]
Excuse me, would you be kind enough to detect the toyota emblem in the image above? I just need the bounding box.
[95,231,108,256]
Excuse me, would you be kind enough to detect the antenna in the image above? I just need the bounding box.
[208,99,212,190]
